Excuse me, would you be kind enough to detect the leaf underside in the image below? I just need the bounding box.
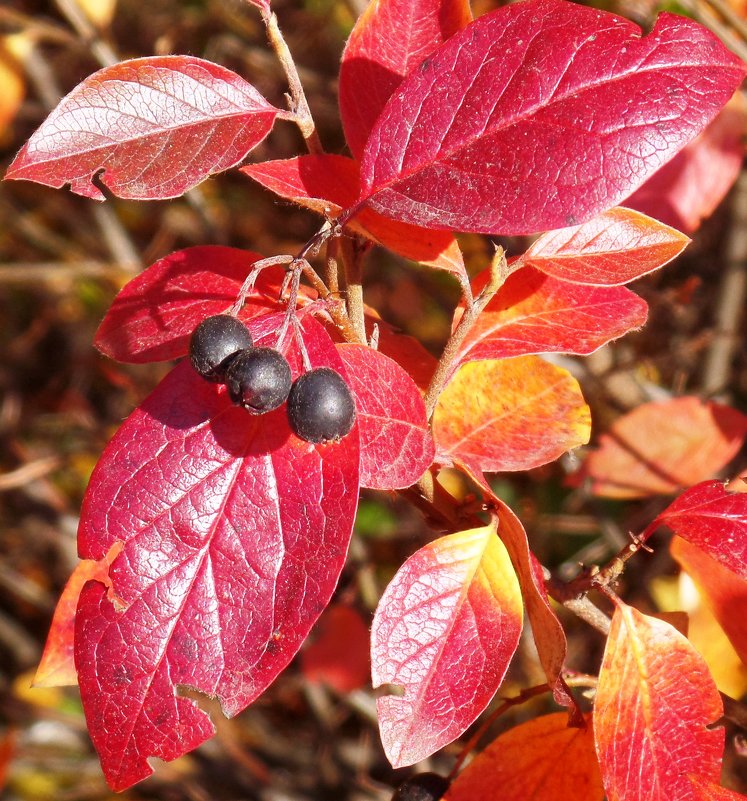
[6,56,280,200]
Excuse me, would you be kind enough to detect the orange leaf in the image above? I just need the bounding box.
[689,776,747,800]
[575,397,747,498]
[522,206,689,285]
[594,601,724,801]
[371,522,523,767]
[242,156,466,278]
[300,604,370,694]
[434,357,591,475]
[456,266,648,364]
[446,713,603,801]
[34,548,118,687]
[672,536,747,667]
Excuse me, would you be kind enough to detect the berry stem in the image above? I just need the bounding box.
[274,260,304,351]
[229,255,294,316]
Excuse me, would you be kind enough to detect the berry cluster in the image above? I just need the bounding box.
[189,314,355,442]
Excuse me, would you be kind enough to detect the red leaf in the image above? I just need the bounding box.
[434,357,591,475]
[594,601,723,801]
[371,522,523,767]
[300,604,370,694]
[243,154,359,212]
[521,207,690,285]
[351,0,745,235]
[337,344,435,490]
[0,731,14,795]
[242,156,466,277]
[626,97,746,233]
[94,246,311,364]
[575,398,747,499]
[5,56,280,200]
[456,266,648,366]
[650,477,747,580]
[689,776,747,801]
[446,713,603,801]
[671,535,747,666]
[75,315,360,791]
[339,0,471,160]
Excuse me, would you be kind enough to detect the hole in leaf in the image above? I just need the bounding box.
[374,682,405,698]
[177,685,223,719]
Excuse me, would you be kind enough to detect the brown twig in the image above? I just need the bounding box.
[259,6,323,155]
[53,0,118,67]
[561,597,612,635]
[702,170,747,398]
[423,246,509,418]
[340,236,367,344]
[0,457,62,492]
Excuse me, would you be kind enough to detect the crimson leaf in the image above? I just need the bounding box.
[348,0,746,235]
[647,478,747,579]
[6,56,281,200]
[75,315,360,791]
[336,343,434,490]
[338,0,471,160]
[94,246,312,364]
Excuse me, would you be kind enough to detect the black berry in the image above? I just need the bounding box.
[391,773,450,801]
[226,347,292,414]
[287,367,356,443]
[189,314,253,382]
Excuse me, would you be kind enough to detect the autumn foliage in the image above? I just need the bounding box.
[7,0,747,797]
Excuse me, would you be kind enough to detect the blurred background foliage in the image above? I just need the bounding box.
[0,0,745,799]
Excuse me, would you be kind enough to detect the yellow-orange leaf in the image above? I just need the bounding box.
[672,536,747,667]
[0,37,25,143]
[434,357,591,475]
[76,0,118,27]
[34,549,117,687]
[446,713,603,801]
[575,397,747,498]
[595,602,724,801]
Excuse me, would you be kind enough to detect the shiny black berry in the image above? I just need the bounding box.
[287,367,355,443]
[226,347,292,414]
[391,773,450,801]
[189,314,253,382]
